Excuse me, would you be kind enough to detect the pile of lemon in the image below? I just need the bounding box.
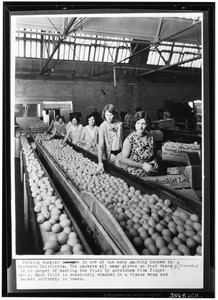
[42,139,202,256]
[21,136,86,255]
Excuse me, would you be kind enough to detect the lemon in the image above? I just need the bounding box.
[60,219,71,228]
[160,219,168,227]
[168,226,178,236]
[171,250,183,256]
[163,235,173,244]
[141,249,151,255]
[34,205,41,213]
[143,237,153,247]
[147,243,158,255]
[190,214,199,222]
[69,231,77,239]
[44,249,55,255]
[164,199,171,206]
[151,232,160,241]
[176,225,186,233]
[193,234,202,245]
[137,226,145,233]
[186,237,197,250]
[192,222,202,232]
[49,204,56,212]
[184,230,196,238]
[151,212,160,223]
[161,228,172,236]
[148,227,156,236]
[50,215,60,224]
[184,224,194,231]
[60,244,72,254]
[178,243,191,255]
[156,223,165,233]
[52,223,62,233]
[139,230,149,240]
[173,237,183,246]
[148,217,156,228]
[133,222,141,230]
[177,233,187,243]
[37,214,45,224]
[159,247,171,255]
[196,245,202,255]
[179,211,189,221]
[67,238,79,247]
[157,209,166,218]
[167,243,177,252]
[155,236,166,249]
[129,228,139,239]
[133,237,144,250]
[41,220,52,231]
[164,214,173,223]
[43,211,51,220]
[59,213,68,221]
[73,243,83,253]
[49,233,58,241]
[185,219,194,226]
[43,240,59,252]
[168,221,177,228]
[58,232,68,245]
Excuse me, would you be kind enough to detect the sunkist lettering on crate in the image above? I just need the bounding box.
[144,175,190,188]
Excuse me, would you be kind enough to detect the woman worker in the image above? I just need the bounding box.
[47,114,59,133]
[62,114,83,146]
[120,111,158,177]
[48,116,66,140]
[79,113,99,149]
[96,104,123,173]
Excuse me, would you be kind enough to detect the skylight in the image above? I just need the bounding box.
[147,41,201,68]
[15,28,131,64]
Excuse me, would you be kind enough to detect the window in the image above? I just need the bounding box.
[147,41,201,68]
[15,27,200,69]
[15,28,131,64]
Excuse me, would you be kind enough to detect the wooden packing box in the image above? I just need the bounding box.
[162,144,201,164]
[184,165,202,189]
[158,118,175,129]
[142,174,191,189]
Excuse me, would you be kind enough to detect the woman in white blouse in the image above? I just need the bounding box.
[96,104,123,173]
[79,113,99,148]
[62,114,83,146]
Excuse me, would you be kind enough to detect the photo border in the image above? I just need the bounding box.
[2,2,215,298]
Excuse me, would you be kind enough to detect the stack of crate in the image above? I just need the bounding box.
[194,101,202,130]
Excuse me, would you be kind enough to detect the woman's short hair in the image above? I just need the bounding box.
[132,111,152,131]
[57,115,65,123]
[71,114,80,123]
[87,113,96,123]
[102,104,118,120]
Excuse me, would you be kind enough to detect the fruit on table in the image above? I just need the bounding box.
[20,136,86,255]
[30,123,49,129]
[163,141,200,151]
[33,136,203,256]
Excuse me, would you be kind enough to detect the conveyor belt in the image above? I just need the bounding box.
[29,133,201,216]
[22,138,124,255]
[69,139,202,216]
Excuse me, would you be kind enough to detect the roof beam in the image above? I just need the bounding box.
[93,20,201,77]
[155,17,164,42]
[16,29,201,50]
[138,55,201,77]
[40,17,77,75]
[68,18,87,34]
